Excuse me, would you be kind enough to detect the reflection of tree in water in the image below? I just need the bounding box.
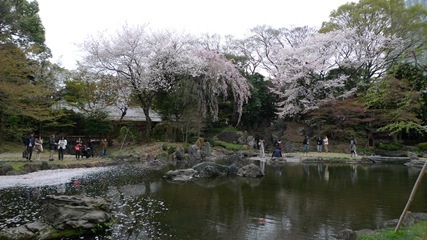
[324,165,329,182]
[194,177,229,188]
[351,165,358,184]
[2,163,425,239]
[273,165,282,176]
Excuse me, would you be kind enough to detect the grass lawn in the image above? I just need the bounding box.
[358,221,427,240]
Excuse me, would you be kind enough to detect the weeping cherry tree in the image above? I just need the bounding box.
[80,24,250,138]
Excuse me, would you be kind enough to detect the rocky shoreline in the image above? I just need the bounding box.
[0,195,113,240]
[1,150,426,176]
[0,159,120,176]
[1,145,426,239]
[336,212,427,240]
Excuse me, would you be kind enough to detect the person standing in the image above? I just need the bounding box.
[323,136,329,153]
[303,136,309,156]
[34,135,43,161]
[88,138,94,157]
[258,139,265,158]
[49,135,56,161]
[100,138,107,157]
[278,140,284,152]
[316,137,323,153]
[24,134,35,162]
[350,138,357,157]
[75,137,82,159]
[57,136,67,160]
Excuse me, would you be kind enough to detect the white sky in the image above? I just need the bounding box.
[36,0,351,70]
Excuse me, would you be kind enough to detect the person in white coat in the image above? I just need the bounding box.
[58,136,67,160]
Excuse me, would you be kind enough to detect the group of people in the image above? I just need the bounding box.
[257,138,284,159]
[23,134,44,161]
[303,135,330,155]
[73,137,94,159]
[24,134,109,161]
[258,135,357,158]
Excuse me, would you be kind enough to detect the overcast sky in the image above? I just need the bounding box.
[36,0,350,70]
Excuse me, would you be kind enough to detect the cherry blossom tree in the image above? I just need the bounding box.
[268,30,350,117]
[258,26,317,72]
[237,25,408,118]
[187,49,251,124]
[80,24,250,138]
[320,0,427,81]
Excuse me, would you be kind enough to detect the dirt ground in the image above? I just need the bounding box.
[0,141,356,162]
[0,142,185,162]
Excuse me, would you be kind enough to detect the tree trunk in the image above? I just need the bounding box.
[142,107,152,140]
[392,133,398,143]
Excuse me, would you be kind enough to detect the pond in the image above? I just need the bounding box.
[0,163,426,240]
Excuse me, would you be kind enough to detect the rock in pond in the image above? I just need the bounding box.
[0,195,113,240]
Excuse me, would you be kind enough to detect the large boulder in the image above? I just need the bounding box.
[188,144,204,166]
[174,148,186,161]
[335,229,357,240]
[237,164,264,178]
[224,153,246,176]
[193,162,230,177]
[224,153,245,167]
[0,164,13,175]
[217,130,238,143]
[236,131,247,144]
[43,195,112,230]
[247,135,257,148]
[0,195,112,240]
[163,168,198,182]
[380,211,416,229]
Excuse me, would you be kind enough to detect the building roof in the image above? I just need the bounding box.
[52,101,162,122]
[106,106,162,122]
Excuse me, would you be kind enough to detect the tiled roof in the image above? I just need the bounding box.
[52,101,162,122]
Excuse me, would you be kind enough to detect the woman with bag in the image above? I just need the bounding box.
[34,135,43,161]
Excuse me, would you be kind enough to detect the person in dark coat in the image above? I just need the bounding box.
[271,146,282,158]
[88,138,94,157]
[24,134,35,162]
[316,137,323,152]
[303,136,309,156]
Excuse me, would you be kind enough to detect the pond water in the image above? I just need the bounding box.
[0,163,426,240]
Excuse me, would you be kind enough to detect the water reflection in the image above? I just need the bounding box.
[0,163,426,240]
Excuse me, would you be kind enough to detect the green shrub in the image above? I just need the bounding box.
[213,140,244,151]
[118,126,141,144]
[417,142,427,151]
[157,152,168,159]
[167,146,177,155]
[376,142,403,151]
[161,144,168,151]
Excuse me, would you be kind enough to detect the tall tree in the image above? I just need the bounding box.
[240,72,278,129]
[267,29,361,117]
[0,0,57,140]
[234,25,318,75]
[0,0,47,52]
[0,43,53,139]
[81,25,250,139]
[364,64,427,138]
[320,0,427,82]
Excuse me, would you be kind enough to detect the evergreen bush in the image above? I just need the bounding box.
[417,142,427,151]
[376,142,403,151]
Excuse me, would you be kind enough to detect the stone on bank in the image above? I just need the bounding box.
[0,195,113,240]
